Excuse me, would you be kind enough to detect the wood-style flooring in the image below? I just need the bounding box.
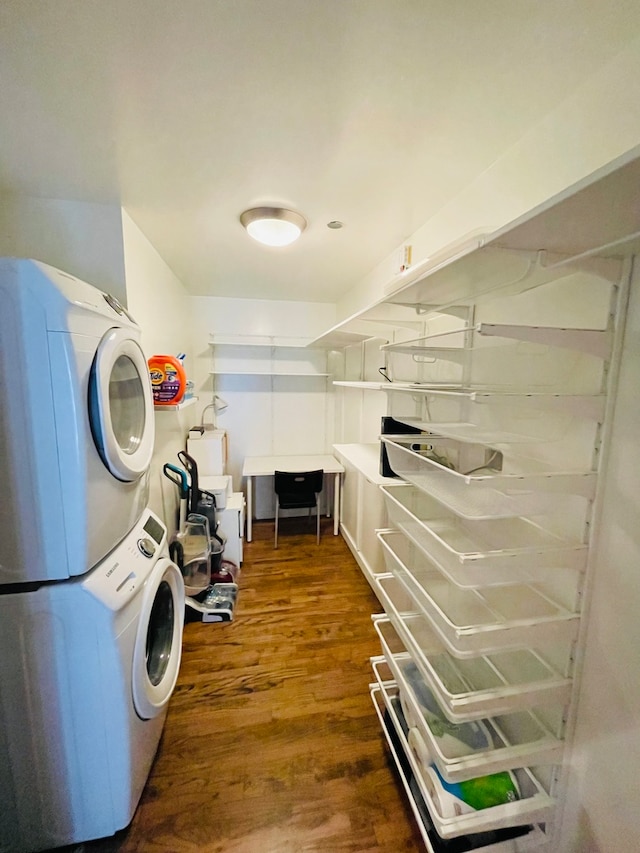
[60,518,424,853]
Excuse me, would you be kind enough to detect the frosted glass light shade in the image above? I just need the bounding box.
[240,207,307,247]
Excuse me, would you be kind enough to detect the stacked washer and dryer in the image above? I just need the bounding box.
[0,259,185,852]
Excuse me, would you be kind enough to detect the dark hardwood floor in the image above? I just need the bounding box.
[63,518,424,853]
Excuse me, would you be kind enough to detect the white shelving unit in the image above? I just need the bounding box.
[323,158,640,852]
[370,266,625,845]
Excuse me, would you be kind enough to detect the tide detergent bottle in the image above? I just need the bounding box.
[148,355,187,405]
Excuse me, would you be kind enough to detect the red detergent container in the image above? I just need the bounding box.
[148,355,186,405]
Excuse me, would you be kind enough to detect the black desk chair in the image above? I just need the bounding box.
[274,469,324,548]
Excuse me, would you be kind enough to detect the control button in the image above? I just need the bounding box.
[103,293,124,315]
[137,537,156,558]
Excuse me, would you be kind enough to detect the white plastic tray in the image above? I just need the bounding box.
[371,657,563,783]
[376,539,579,655]
[373,616,572,722]
[381,484,586,587]
[371,681,555,838]
[382,437,595,519]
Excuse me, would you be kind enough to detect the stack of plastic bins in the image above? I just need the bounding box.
[368,441,589,848]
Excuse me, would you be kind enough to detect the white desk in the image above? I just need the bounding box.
[242,454,345,542]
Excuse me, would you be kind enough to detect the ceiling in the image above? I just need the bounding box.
[1,1,640,303]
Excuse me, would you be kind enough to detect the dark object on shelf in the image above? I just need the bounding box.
[380,417,422,477]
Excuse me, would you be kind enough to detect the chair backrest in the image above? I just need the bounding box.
[274,469,323,504]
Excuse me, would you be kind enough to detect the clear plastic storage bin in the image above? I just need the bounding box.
[371,654,563,782]
[371,680,555,839]
[375,559,578,656]
[381,436,595,519]
[381,483,586,587]
[373,616,572,722]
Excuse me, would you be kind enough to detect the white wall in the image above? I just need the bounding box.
[188,295,336,517]
[0,196,127,301]
[122,211,194,364]
[122,211,194,535]
[336,33,640,325]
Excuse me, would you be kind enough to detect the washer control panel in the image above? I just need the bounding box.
[81,509,168,610]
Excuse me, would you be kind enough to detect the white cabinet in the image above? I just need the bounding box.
[217,492,245,567]
[333,443,397,584]
[359,474,389,577]
[338,452,359,547]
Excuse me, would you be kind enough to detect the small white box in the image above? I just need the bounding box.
[200,474,232,509]
[187,429,227,475]
[216,492,245,566]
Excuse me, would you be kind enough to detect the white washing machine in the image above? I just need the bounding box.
[0,509,185,853]
[0,258,156,584]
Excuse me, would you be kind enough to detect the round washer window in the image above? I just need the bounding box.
[146,580,175,686]
[109,354,146,455]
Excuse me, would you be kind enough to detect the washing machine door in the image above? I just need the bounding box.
[132,557,185,720]
[89,326,155,482]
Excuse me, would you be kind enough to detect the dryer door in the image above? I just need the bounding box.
[89,326,155,482]
[132,557,185,720]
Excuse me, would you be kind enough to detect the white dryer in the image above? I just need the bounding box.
[0,258,156,584]
[0,509,185,852]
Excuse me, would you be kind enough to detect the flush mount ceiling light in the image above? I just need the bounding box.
[240,207,307,247]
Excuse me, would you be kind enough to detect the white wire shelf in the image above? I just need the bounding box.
[371,678,555,839]
[380,486,587,588]
[373,616,573,722]
[375,549,579,658]
[381,437,596,520]
[381,323,611,359]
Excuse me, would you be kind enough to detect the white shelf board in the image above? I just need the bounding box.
[381,323,610,358]
[487,152,640,261]
[154,396,198,411]
[312,154,639,349]
[334,380,416,390]
[333,442,398,485]
[333,380,385,389]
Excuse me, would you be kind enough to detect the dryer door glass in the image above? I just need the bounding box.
[89,326,155,481]
[110,355,146,455]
